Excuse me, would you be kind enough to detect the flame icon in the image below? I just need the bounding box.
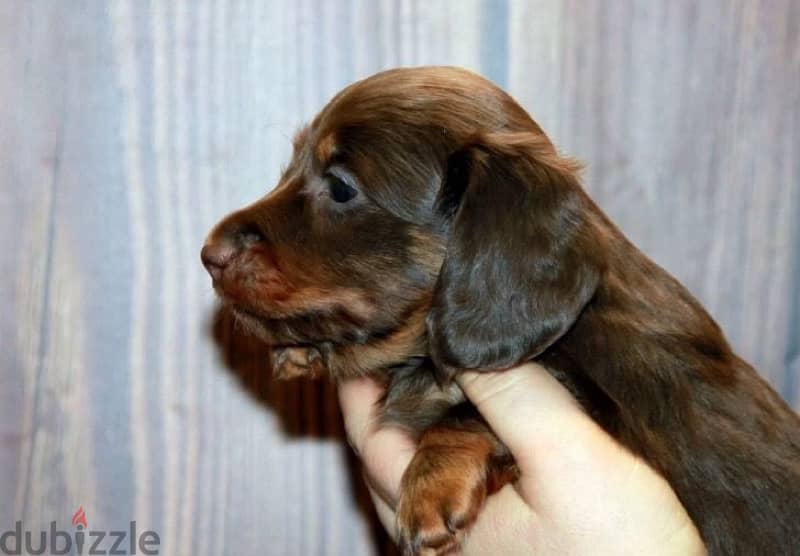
[71,506,88,528]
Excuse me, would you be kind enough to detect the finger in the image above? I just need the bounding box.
[338,376,416,504]
[360,426,416,506]
[367,483,399,540]
[337,376,386,455]
[462,484,536,555]
[456,362,604,477]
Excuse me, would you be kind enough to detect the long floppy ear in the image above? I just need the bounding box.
[428,132,602,381]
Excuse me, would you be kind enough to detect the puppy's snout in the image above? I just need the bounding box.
[201,221,266,281]
[201,239,239,281]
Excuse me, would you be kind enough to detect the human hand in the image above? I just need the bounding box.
[338,362,705,555]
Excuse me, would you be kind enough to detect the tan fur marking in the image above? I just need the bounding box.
[316,132,337,165]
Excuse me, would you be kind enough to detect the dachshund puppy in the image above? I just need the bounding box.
[202,66,800,555]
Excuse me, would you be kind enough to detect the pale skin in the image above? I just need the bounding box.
[338,362,706,555]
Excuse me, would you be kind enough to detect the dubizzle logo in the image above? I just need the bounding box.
[0,507,160,555]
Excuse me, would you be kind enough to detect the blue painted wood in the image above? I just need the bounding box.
[0,1,797,554]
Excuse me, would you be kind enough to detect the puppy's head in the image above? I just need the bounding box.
[202,67,601,379]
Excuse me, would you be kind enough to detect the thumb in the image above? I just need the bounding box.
[458,364,705,554]
[456,362,604,478]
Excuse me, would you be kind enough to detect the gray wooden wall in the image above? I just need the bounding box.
[1,1,798,555]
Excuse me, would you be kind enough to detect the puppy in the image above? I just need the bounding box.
[202,66,800,555]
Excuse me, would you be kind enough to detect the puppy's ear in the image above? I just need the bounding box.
[428,132,602,381]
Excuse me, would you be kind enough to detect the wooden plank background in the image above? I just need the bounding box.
[1,1,798,555]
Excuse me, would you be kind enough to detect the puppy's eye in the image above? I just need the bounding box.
[327,175,358,203]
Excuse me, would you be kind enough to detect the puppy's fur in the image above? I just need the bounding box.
[202,67,800,555]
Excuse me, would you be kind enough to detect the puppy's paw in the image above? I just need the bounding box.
[396,447,489,556]
[272,346,326,379]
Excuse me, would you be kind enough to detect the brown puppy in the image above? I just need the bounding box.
[202,67,800,555]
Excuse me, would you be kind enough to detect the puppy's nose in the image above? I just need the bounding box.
[201,239,239,281]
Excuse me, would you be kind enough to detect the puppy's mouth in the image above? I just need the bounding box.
[213,273,408,378]
[227,303,308,345]
[228,305,277,338]
[224,297,371,348]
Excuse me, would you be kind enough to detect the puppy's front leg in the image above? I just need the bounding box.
[396,410,518,556]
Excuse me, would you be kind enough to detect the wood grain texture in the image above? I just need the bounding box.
[0,1,797,555]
